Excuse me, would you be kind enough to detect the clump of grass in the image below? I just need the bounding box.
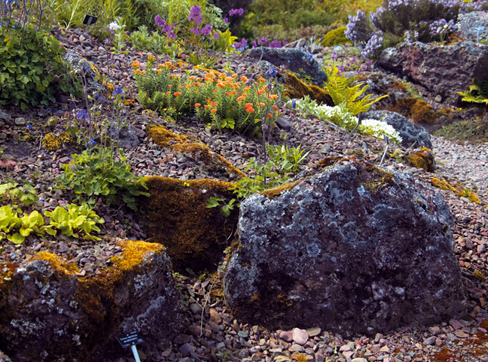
[433,116,488,145]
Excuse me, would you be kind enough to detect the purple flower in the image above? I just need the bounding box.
[223,18,229,24]
[229,8,244,16]
[269,40,282,48]
[113,86,124,95]
[266,65,278,76]
[201,24,212,36]
[214,32,219,40]
[75,109,89,121]
[233,38,248,51]
[155,15,165,28]
[188,5,202,25]
[257,37,268,45]
[251,40,257,47]
[292,100,296,109]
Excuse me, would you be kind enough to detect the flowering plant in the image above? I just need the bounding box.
[133,56,280,136]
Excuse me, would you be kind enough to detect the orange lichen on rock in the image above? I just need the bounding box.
[261,179,302,200]
[142,177,239,272]
[31,251,79,274]
[110,240,163,271]
[147,124,246,179]
[281,72,334,106]
[406,147,435,172]
[431,177,481,204]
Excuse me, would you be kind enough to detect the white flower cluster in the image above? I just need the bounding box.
[109,22,120,31]
[290,96,402,144]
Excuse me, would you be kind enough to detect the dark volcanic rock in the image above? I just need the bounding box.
[0,241,186,362]
[377,41,488,105]
[362,110,432,149]
[224,158,466,337]
[246,47,328,86]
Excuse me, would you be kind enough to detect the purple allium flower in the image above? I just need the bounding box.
[188,5,202,25]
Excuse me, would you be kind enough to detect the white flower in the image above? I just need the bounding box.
[109,22,120,31]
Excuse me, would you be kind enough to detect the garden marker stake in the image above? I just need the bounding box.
[346,113,362,143]
[117,331,143,362]
[379,134,390,166]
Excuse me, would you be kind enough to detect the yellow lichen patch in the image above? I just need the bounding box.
[193,66,220,75]
[41,132,74,151]
[281,72,334,106]
[361,167,395,195]
[0,263,19,292]
[110,240,163,271]
[406,148,435,172]
[31,251,79,275]
[431,177,481,204]
[142,177,239,272]
[147,124,246,179]
[261,179,302,200]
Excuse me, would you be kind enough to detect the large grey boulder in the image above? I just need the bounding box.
[362,110,432,149]
[224,158,466,337]
[246,47,328,86]
[64,50,103,93]
[377,41,488,105]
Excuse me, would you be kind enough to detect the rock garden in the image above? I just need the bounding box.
[2,0,488,361]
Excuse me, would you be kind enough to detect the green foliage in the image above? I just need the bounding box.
[0,206,48,244]
[128,25,175,54]
[56,146,150,211]
[0,182,38,211]
[322,65,388,116]
[321,27,352,47]
[457,79,488,105]
[0,23,81,110]
[213,29,238,52]
[208,143,309,216]
[44,203,105,241]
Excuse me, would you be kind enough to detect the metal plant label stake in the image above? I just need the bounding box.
[83,15,98,26]
[346,113,362,143]
[117,331,143,362]
[379,135,390,166]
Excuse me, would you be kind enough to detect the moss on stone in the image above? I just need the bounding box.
[431,177,481,204]
[142,177,239,273]
[321,27,352,47]
[31,251,79,275]
[260,179,302,200]
[147,124,246,179]
[281,72,334,106]
[406,148,435,172]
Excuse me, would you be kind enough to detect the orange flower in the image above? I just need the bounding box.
[258,77,266,83]
[148,54,155,60]
[269,94,278,100]
[257,90,264,95]
[232,74,238,78]
[158,64,164,68]
[166,91,171,95]
[131,60,140,68]
[134,69,142,74]
[157,69,162,73]
[241,76,248,82]
[165,62,172,67]
[243,86,251,92]
[174,92,181,96]
[210,101,217,107]
[236,96,245,102]
[217,82,225,88]
[179,86,184,89]
[195,103,201,108]
[213,90,217,93]
[229,90,236,95]
[244,103,254,113]
[258,102,265,107]
[267,113,273,118]
[272,105,279,111]
[168,85,172,88]
[211,109,217,113]
[185,84,191,89]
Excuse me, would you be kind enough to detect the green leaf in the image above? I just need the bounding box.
[9,233,25,244]
[207,197,222,208]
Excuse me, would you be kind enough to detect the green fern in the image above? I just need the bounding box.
[323,65,388,115]
[457,80,488,105]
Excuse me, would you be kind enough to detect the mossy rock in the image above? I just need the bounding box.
[142,177,239,273]
[405,147,435,172]
[147,124,245,180]
[0,241,186,362]
[321,27,352,47]
[281,72,334,106]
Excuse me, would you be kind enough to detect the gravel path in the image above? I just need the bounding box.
[1,27,488,362]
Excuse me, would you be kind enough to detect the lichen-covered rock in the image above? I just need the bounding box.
[377,41,488,105]
[107,124,140,150]
[406,147,435,172]
[224,158,466,337]
[456,11,488,43]
[0,241,186,362]
[142,177,239,272]
[362,110,432,149]
[280,72,334,106]
[64,50,103,93]
[246,48,328,86]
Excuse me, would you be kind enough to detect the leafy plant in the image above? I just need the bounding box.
[0,206,46,244]
[56,145,149,211]
[322,64,388,116]
[0,182,38,210]
[0,22,81,110]
[457,79,488,105]
[128,25,175,54]
[213,29,238,51]
[44,203,105,241]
